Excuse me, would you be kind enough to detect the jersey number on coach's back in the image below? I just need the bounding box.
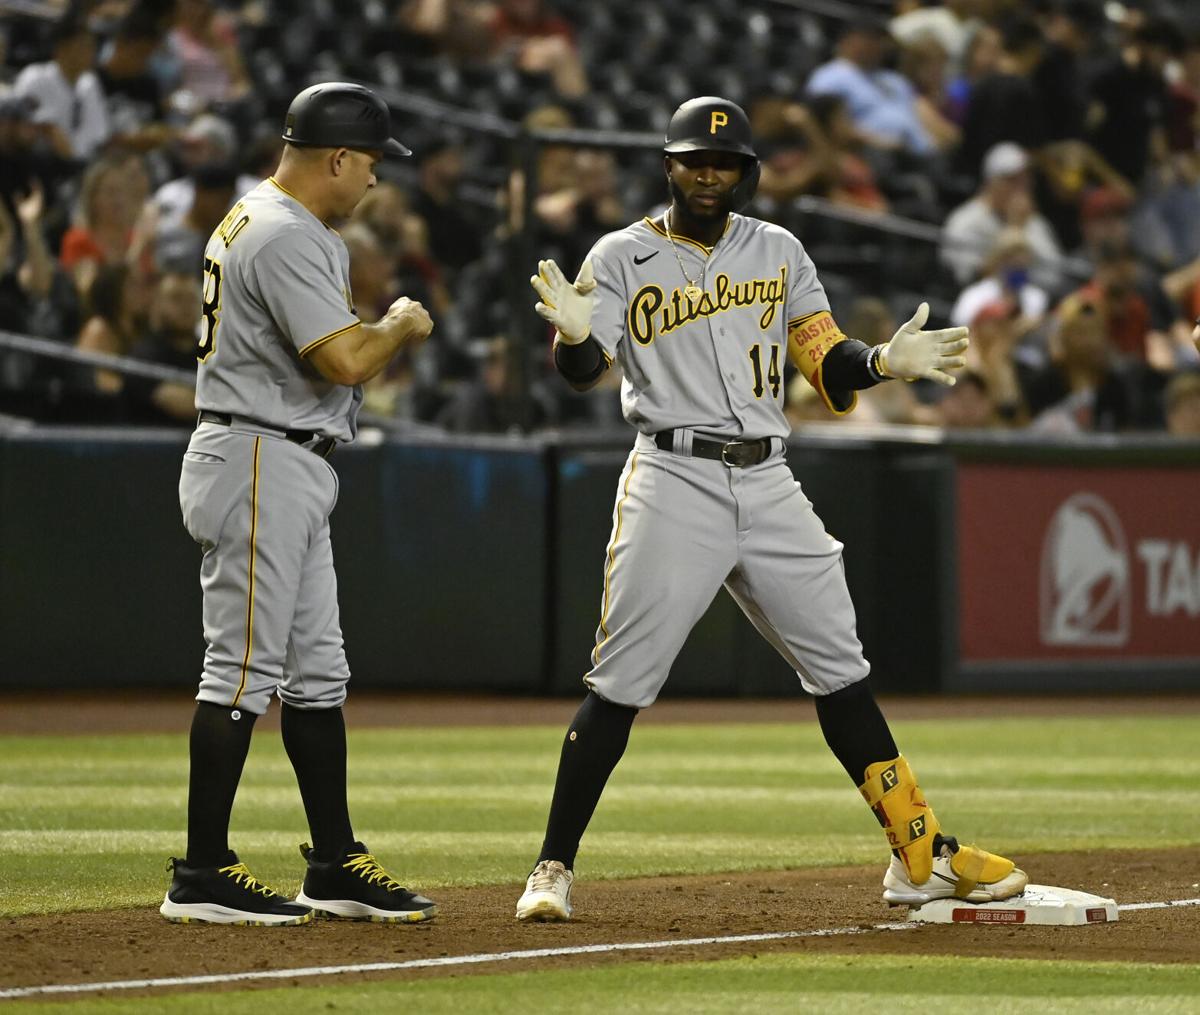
[197,203,251,363]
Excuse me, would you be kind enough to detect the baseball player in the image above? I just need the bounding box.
[516,97,1029,921]
[160,83,437,926]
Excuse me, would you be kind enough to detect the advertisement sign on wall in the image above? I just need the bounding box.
[957,464,1199,663]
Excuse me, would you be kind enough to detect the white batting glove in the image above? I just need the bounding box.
[878,302,970,386]
[531,258,596,345]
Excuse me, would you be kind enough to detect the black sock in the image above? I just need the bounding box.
[281,703,355,861]
[814,679,899,785]
[538,691,638,870]
[185,701,257,866]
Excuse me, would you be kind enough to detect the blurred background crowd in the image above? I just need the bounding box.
[2,0,1200,437]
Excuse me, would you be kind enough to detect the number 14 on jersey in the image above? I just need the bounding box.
[749,343,782,399]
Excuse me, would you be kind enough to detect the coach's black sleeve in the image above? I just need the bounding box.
[554,335,608,391]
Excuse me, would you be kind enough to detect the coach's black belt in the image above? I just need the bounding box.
[654,430,774,467]
[197,411,336,459]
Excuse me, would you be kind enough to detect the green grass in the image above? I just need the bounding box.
[9,953,1200,1014]
[1,716,1196,916]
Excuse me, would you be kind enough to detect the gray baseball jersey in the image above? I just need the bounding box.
[586,214,848,437]
[195,178,363,443]
[180,176,361,716]
[575,213,870,708]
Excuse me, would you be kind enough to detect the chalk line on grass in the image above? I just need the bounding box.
[3,896,1197,1000]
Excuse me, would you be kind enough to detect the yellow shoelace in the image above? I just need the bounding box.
[218,861,276,897]
[343,852,404,891]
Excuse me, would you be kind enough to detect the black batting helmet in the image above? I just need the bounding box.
[663,96,760,211]
[282,82,411,158]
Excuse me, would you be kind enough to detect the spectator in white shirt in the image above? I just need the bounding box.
[941,141,1065,291]
[950,228,1050,329]
[13,17,110,162]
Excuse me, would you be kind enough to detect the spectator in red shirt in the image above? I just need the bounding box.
[488,0,587,99]
[59,151,149,297]
[1073,240,1191,369]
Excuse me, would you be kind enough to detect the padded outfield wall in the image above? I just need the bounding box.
[0,426,1195,694]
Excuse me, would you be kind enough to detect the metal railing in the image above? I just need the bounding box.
[0,328,441,434]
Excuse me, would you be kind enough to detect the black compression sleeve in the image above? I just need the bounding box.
[821,339,887,391]
[554,335,606,386]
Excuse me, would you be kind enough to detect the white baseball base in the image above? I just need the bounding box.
[905,885,1119,926]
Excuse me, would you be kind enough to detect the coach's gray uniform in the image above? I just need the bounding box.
[180,177,361,716]
[580,213,869,708]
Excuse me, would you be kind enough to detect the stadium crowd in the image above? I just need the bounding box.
[2,0,1200,436]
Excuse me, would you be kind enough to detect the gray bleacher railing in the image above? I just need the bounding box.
[0,0,62,19]
[0,329,196,386]
[0,327,445,434]
[794,195,1094,280]
[766,0,892,24]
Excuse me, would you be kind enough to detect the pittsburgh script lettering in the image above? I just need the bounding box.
[627,266,788,346]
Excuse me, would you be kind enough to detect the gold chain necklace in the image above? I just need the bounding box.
[665,208,704,302]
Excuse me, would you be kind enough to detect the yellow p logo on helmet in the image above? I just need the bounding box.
[710,111,728,134]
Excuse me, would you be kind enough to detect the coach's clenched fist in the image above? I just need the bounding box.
[386,296,434,345]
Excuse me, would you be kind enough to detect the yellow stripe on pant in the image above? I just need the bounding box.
[233,437,262,707]
[592,452,640,666]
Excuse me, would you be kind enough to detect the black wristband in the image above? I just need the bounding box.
[554,335,606,385]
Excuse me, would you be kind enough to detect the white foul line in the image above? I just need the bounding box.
[1117,897,1200,912]
[3,897,1198,1001]
[0,922,914,1000]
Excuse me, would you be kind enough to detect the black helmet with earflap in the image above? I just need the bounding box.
[663,96,760,210]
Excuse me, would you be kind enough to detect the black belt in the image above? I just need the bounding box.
[197,411,336,459]
[654,430,774,467]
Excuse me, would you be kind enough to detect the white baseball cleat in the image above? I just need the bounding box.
[516,859,574,921]
[882,835,1028,906]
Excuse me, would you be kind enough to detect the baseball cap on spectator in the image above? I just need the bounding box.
[181,113,237,159]
[1080,186,1133,221]
[982,142,1030,180]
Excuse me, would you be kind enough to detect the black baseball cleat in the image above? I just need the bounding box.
[159,852,314,925]
[294,842,438,922]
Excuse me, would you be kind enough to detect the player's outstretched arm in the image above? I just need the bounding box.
[307,298,433,386]
[532,258,609,391]
[877,302,969,386]
[531,258,596,344]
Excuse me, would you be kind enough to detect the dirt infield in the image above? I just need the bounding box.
[4,693,1198,996]
[3,848,1198,997]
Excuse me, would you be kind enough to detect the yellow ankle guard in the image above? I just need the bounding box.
[948,844,1016,897]
[859,755,940,885]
